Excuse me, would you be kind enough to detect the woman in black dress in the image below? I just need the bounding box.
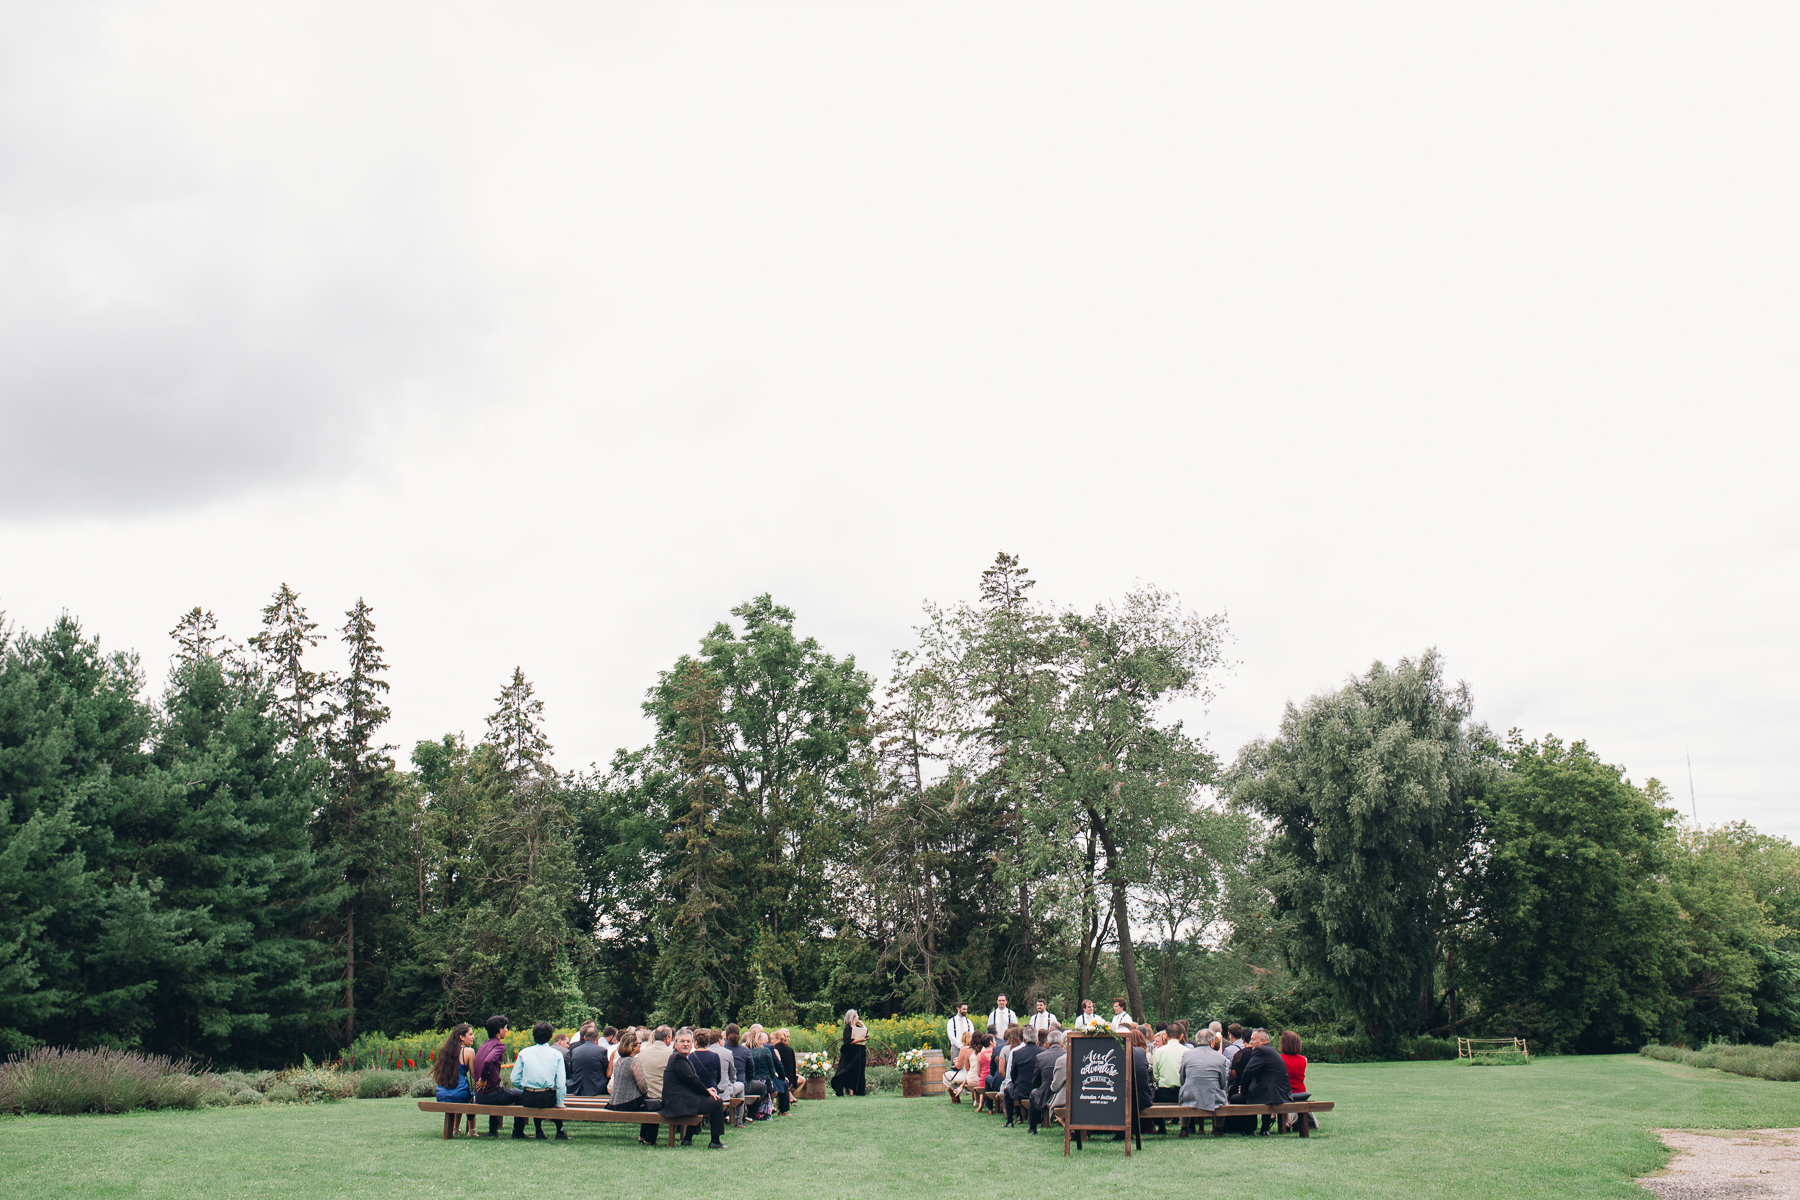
[773,1028,799,1110]
[830,1009,868,1096]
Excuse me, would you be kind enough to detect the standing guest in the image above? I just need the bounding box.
[1028,1000,1057,1032]
[947,1003,975,1055]
[831,1009,869,1097]
[510,1021,568,1140]
[989,994,1018,1036]
[431,1023,477,1137]
[943,1000,972,1057]
[570,1022,611,1097]
[1072,999,1102,1030]
[471,1015,525,1139]
[1178,1032,1230,1136]
[662,1030,728,1149]
[1111,998,1135,1027]
[1004,1028,1040,1129]
[605,1031,663,1146]
[639,1026,674,1102]
[773,1029,799,1109]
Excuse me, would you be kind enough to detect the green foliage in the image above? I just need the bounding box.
[1641,1041,1800,1082]
[276,1059,356,1102]
[1465,735,1680,1052]
[0,1046,213,1114]
[1228,651,1495,1046]
[352,1069,415,1098]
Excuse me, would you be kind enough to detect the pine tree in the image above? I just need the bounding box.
[168,606,229,667]
[486,666,552,781]
[318,598,395,1044]
[248,583,330,747]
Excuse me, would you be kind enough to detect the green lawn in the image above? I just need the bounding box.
[4,1055,1799,1199]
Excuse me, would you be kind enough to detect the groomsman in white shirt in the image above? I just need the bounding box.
[946,1003,975,1053]
[1027,1000,1056,1032]
[1072,999,1102,1029]
[989,994,1017,1035]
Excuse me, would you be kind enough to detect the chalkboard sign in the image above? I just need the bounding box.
[1062,1035,1135,1156]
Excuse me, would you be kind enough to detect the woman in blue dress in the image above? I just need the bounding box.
[431,1023,477,1136]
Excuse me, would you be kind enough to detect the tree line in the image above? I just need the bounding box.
[1,554,1793,1066]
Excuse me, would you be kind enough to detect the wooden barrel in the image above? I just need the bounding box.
[921,1048,946,1096]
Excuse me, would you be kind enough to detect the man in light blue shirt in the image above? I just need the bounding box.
[511,1020,569,1139]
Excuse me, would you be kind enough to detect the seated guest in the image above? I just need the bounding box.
[773,1029,799,1108]
[510,1021,568,1140]
[570,1021,610,1097]
[749,1030,785,1116]
[554,1031,573,1077]
[662,1029,728,1149]
[1222,1022,1246,1067]
[711,1028,744,1117]
[1150,1020,1185,1133]
[946,1031,975,1101]
[1031,1031,1064,1119]
[640,1026,674,1103]
[991,1027,1018,1120]
[606,1031,663,1146]
[1278,1030,1309,1133]
[691,1029,722,1094]
[471,1015,525,1138]
[1178,1032,1229,1136]
[970,1033,994,1113]
[431,1023,477,1137]
[1229,1029,1293,1135]
[1005,1027,1041,1130]
[726,1024,768,1116]
[1111,1027,1154,1141]
[1025,1029,1058,1134]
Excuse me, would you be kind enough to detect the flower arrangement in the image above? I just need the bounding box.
[1072,1019,1122,1037]
[896,1048,929,1074]
[796,1052,834,1079]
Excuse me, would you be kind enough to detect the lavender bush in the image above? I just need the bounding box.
[0,1047,215,1114]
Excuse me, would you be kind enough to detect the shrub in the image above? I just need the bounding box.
[229,1087,266,1105]
[864,1066,902,1093]
[264,1082,300,1103]
[1640,1042,1800,1082]
[410,1074,438,1098]
[277,1062,357,1103]
[1466,1051,1530,1066]
[0,1047,214,1115]
[354,1070,414,1099]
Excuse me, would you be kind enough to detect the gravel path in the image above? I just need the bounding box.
[1640,1129,1800,1199]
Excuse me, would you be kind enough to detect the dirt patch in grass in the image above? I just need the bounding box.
[1639,1129,1800,1199]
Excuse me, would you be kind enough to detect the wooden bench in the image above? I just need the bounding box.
[421,1097,724,1147]
[1050,1100,1335,1144]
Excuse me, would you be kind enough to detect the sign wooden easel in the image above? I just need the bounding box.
[1062,1034,1138,1155]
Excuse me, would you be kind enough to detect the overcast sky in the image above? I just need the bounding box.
[3,2,1795,835]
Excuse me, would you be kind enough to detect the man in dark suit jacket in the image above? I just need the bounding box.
[1229,1029,1292,1135]
[569,1024,610,1096]
[1026,1030,1060,1134]
[1005,1037,1041,1128]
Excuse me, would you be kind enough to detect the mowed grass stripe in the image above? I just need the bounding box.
[3,1055,1799,1200]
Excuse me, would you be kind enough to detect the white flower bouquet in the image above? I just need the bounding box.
[896,1048,929,1074]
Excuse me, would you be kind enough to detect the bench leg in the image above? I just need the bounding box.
[1297,1112,1309,1138]
[442,1112,456,1140]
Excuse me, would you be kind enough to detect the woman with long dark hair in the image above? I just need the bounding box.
[432,1023,477,1136]
[829,1009,868,1097]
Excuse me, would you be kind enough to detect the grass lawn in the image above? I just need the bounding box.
[5,1054,1800,1199]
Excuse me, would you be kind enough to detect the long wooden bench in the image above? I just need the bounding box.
[421,1096,726,1147]
[1050,1099,1335,1146]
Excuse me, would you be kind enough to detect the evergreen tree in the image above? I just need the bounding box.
[248,583,331,747]
[318,598,396,1043]
[169,606,230,667]
[653,662,739,1025]
[486,666,552,781]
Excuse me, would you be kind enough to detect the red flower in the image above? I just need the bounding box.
[408,1059,415,1068]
